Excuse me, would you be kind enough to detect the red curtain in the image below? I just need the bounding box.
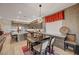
[45,11,64,23]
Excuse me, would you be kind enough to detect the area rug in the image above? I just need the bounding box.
[22,46,31,55]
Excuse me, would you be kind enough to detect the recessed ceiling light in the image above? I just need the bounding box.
[18,11,22,14]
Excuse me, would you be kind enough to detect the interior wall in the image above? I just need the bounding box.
[63,4,79,45]
[0,19,11,32]
[54,4,79,49]
[45,20,63,35]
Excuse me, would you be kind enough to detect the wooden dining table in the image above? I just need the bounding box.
[26,35,51,52]
[26,31,66,52]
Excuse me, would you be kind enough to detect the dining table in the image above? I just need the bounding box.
[26,31,66,52]
[26,35,51,52]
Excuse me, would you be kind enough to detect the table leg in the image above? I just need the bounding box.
[27,40,29,48]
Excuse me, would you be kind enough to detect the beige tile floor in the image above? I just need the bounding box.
[0,34,74,55]
[54,47,74,55]
[0,34,27,55]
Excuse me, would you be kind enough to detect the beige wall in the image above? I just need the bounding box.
[63,4,79,44]
[0,19,11,32]
[54,4,79,49]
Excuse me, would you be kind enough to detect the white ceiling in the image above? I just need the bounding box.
[0,3,76,22]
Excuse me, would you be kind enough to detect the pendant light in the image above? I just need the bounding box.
[39,4,42,19]
[38,4,42,23]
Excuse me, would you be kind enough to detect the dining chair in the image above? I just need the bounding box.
[0,31,3,36]
[32,39,50,55]
[50,37,56,54]
[64,34,76,54]
[47,37,56,54]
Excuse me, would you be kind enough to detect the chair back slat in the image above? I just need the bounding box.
[42,40,49,50]
[50,37,55,46]
[40,40,50,53]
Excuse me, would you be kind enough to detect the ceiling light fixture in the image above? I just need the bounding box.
[38,4,42,23]
[39,4,42,19]
[18,11,22,14]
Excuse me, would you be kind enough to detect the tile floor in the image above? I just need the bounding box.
[0,34,74,55]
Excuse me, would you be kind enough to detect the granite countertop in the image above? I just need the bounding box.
[11,31,28,35]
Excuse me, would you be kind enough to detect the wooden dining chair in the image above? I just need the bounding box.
[47,37,56,54]
[64,34,76,53]
[32,39,50,55]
